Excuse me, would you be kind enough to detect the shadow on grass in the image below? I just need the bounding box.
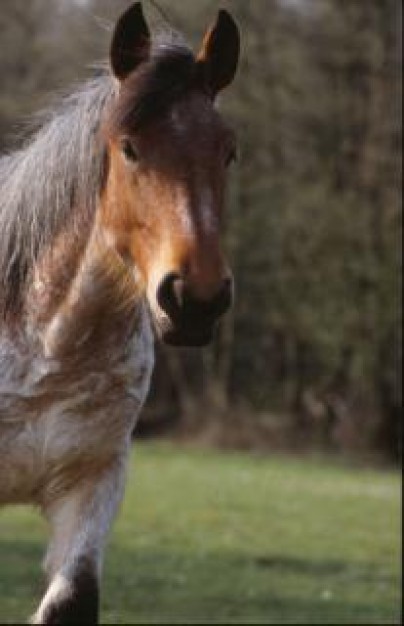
[0,539,398,625]
[252,554,395,582]
[102,544,398,624]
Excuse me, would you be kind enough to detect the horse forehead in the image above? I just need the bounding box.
[167,96,221,139]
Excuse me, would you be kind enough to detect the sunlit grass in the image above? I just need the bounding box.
[0,442,401,624]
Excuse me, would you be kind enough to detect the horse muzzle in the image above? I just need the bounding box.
[155,271,233,347]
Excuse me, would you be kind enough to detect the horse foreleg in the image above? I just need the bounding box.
[32,459,127,625]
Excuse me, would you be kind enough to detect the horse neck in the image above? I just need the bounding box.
[28,211,146,362]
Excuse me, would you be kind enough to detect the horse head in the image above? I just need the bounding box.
[101,3,239,347]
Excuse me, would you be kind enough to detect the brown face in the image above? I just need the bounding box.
[101,3,240,346]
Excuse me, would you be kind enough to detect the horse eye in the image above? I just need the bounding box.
[121,139,139,162]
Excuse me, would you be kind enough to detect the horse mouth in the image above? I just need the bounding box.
[153,313,215,347]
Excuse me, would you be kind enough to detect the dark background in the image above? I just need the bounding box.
[1,0,402,462]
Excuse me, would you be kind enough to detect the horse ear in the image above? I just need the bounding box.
[197,10,240,97]
[110,2,150,81]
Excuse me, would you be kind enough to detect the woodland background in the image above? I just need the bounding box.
[0,0,402,462]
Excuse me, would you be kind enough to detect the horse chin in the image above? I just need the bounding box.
[161,327,213,347]
[153,315,214,347]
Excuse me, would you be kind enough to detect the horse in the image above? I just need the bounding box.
[0,3,239,623]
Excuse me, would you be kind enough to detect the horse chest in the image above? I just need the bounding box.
[0,317,154,505]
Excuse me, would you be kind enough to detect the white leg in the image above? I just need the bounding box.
[32,457,127,625]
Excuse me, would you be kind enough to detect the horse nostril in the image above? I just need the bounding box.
[157,272,233,325]
[211,276,233,318]
[156,272,184,319]
[183,276,233,320]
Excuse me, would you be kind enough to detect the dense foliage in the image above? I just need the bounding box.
[0,0,401,459]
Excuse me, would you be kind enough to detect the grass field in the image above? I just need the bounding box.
[0,442,401,624]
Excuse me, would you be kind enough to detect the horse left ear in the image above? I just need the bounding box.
[110,2,150,81]
[197,10,240,97]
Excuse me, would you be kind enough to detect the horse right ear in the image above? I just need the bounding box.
[110,2,150,81]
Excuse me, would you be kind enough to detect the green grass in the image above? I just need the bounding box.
[0,442,401,624]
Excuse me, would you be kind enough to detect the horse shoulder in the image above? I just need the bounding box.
[0,294,154,506]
